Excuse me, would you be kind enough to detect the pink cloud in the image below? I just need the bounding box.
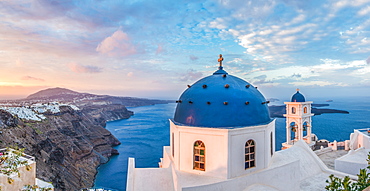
[22,76,45,81]
[68,62,102,73]
[156,44,164,54]
[189,55,198,61]
[179,69,203,81]
[127,72,134,77]
[96,30,138,56]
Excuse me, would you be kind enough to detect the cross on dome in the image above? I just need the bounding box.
[218,54,224,69]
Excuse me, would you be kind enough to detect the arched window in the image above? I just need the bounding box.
[290,122,297,132]
[245,140,255,169]
[292,107,296,114]
[304,107,307,113]
[194,140,205,171]
[303,122,308,131]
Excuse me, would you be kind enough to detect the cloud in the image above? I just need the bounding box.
[358,5,370,15]
[16,58,25,67]
[127,72,134,77]
[367,57,370,64]
[254,75,267,80]
[220,0,276,21]
[68,62,102,73]
[209,18,227,29]
[252,74,274,85]
[289,81,347,87]
[291,73,301,78]
[21,76,45,81]
[179,69,203,82]
[96,29,138,57]
[156,44,164,54]
[189,55,199,61]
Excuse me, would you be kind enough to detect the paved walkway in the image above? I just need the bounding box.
[316,150,348,169]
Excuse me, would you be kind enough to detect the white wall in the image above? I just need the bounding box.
[170,121,229,179]
[0,161,36,191]
[170,120,275,179]
[228,120,275,178]
[335,148,369,176]
[350,130,370,150]
[182,160,300,191]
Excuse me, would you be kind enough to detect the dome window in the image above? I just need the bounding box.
[206,102,211,105]
[223,102,228,105]
[245,101,249,105]
[194,140,205,171]
[245,140,255,169]
[202,85,207,88]
[225,84,230,88]
[245,85,250,88]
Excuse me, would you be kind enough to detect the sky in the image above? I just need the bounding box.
[1,0,370,100]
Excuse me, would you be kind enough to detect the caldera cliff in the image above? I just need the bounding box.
[0,104,132,190]
[0,88,172,191]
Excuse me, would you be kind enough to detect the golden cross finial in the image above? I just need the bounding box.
[296,88,300,92]
[218,54,224,67]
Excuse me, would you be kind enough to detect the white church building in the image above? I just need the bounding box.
[126,56,355,191]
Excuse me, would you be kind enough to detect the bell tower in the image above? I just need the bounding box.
[282,89,315,149]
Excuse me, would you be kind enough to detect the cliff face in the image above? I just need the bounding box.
[0,104,133,191]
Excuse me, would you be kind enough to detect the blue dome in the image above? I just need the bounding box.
[173,68,271,128]
[291,90,306,102]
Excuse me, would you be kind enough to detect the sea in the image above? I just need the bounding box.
[93,96,370,191]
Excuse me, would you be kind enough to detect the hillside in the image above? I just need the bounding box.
[21,87,173,107]
[27,87,83,99]
[0,88,172,190]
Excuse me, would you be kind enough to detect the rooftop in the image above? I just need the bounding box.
[173,56,270,128]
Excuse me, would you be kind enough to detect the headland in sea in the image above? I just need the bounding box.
[94,96,366,191]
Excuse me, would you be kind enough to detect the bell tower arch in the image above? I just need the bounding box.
[282,89,315,149]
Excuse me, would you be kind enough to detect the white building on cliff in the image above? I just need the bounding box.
[0,148,54,190]
[126,56,353,191]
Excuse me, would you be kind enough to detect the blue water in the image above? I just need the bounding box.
[94,97,370,191]
[93,103,174,191]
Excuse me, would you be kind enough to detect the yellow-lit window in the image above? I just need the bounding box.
[194,140,205,171]
[304,107,307,113]
[245,140,255,169]
[292,107,296,114]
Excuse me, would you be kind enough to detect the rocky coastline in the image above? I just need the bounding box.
[0,104,133,191]
[0,87,174,190]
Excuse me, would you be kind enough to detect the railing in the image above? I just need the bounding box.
[356,128,370,131]
[0,148,35,162]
